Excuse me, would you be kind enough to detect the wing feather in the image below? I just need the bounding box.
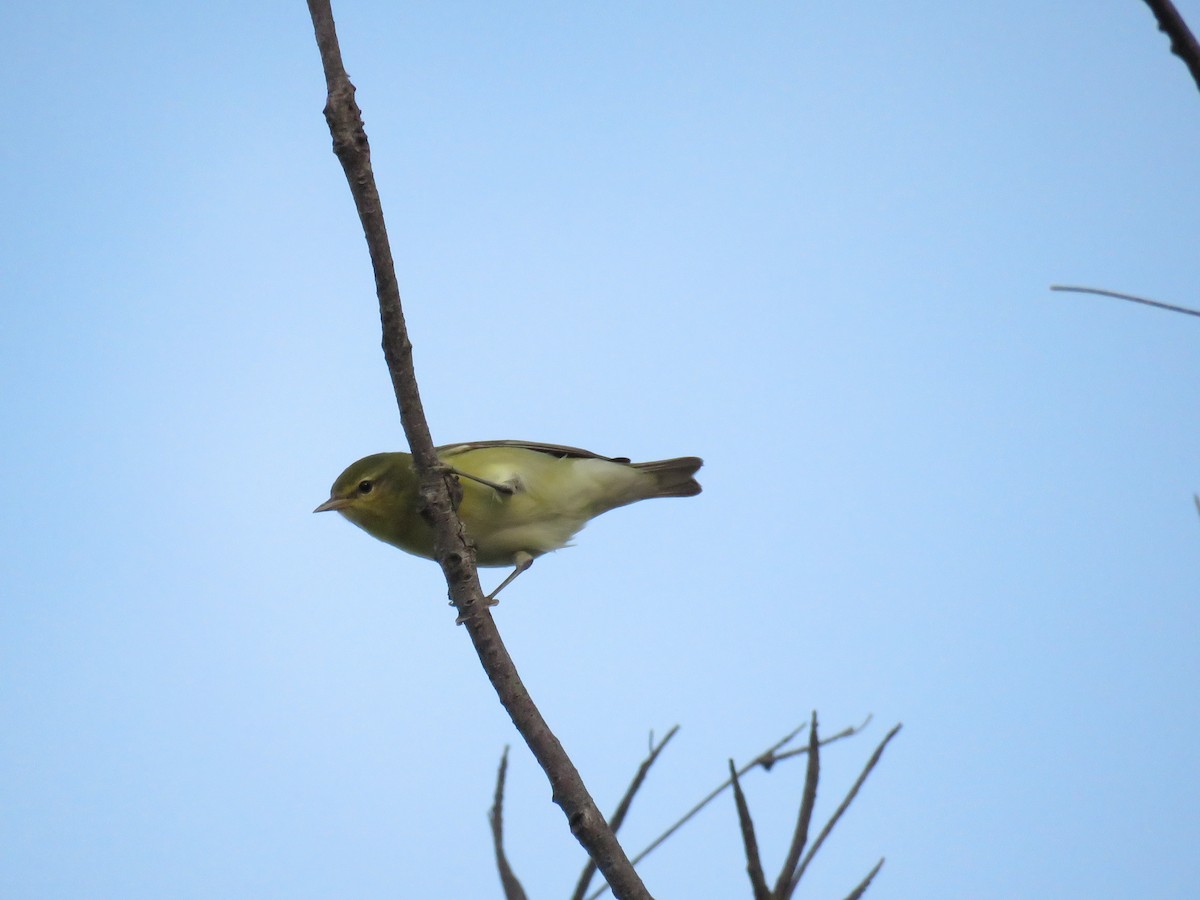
[436,440,631,464]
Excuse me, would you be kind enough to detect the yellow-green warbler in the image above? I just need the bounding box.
[315,441,702,599]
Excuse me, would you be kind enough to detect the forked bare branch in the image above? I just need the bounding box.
[586,715,875,900]
[623,715,868,876]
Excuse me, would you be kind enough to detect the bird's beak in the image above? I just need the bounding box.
[313,497,352,513]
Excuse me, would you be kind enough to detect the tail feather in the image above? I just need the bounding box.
[633,456,703,498]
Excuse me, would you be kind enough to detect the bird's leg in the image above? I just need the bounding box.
[485,551,534,604]
[455,552,535,624]
[446,466,517,496]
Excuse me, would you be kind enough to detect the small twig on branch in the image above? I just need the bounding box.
[844,858,886,900]
[775,712,821,899]
[305,4,648,897]
[611,727,681,836]
[489,747,528,900]
[1140,0,1200,93]
[729,761,771,900]
[788,724,903,893]
[571,727,679,900]
[766,715,871,768]
[1050,285,1200,318]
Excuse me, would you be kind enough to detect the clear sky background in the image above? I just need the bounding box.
[3,2,1198,898]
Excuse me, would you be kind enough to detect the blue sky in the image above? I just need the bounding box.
[3,2,1198,897]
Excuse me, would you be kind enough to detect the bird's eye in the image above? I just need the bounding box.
[357,480,374,495]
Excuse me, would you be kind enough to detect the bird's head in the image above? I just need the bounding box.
[313,452,420,546]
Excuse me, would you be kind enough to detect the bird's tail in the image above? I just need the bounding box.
[633,456,704,498]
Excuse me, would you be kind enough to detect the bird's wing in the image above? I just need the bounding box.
[435,440,632,464]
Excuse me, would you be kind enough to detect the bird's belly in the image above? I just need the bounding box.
[468,515,585,566]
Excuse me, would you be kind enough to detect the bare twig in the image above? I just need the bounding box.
[571,727,680,900]
[764,715,871,768]
[776,712,821,899]
[1141,0,1200,93]
[843,858,885,900]
[489,747,528,900]
[788,724,903,892]
[305,5,648,897]
[729,761,772,900]
[1050,285,1200,319]
[610,727,681,836]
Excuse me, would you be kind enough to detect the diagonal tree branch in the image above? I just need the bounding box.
[571,727,680,900]
[489,747,529,900]
[305,4,649,897]
[729,761,771,900]
[1140,0,1200,93]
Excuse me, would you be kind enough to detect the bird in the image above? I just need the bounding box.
[315,440,702,602]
